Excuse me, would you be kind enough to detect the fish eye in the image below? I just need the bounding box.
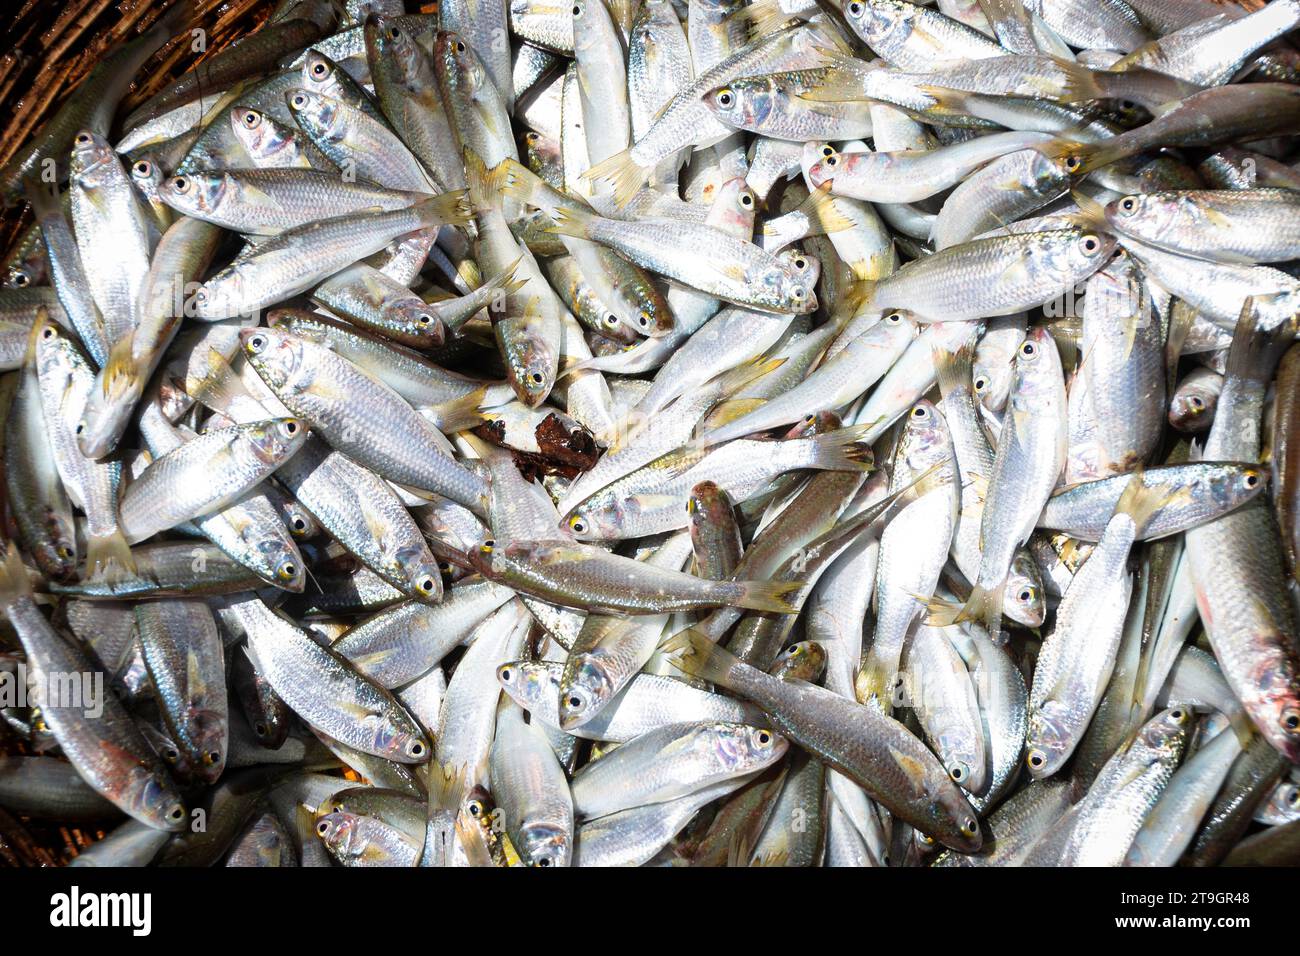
[467,799,485,816]
[973,374,988,392]
[499,666,513,683]
[416,574,437,594]
[277,560,298,581]
[950,763,967,782]
[389,27,401,39]
[637,311,652,328]
[793,257,806,270]
[171,176,191,193]
[604,313,620,327]
[242,110,261,128]
[568,515,588,534]
[911,405,928,419]
[1079,234,1102,255]
[162,746,179,762]
[167,804,185,822]
[317,820,330,836]
[291,516,308,533]
[311,62,327,77]
[1018,586,1036,604]
[204,749,221,766]
[566,692,585,711]
[1020,341,1037,358]
[757,730,773,745]
[821,145,834,158]
[481,539,495,552]
[283,420,300,436]
[1118,196,1138,215]
[790,285,805,300]
[1282,708,1300,733]
[1188,395,1206,410]
[56,545,74,560]
[825,154,838,167]
[455,41,466,53]
[885,312,902,323]
[1288,788,1300,807]
[74,422,85,435]
[75,132,92,145]
[416,313,433,326]
[1065,155,1083,173]
[40,325,56,341]
[537,857,552,867]
[291,93,308,109]
[1027,749,1046,769]
[717,89,735,108]
[11,272,29,287]
[740,192,753,207]
[528,371,545,386]
[407,740,426,758]
[1170,709,1184,722]
[785,644,801,657]
[254,722,268,737]
[133,160,152,176]
[964,818,977,835]
[847,1,863,15]
[1243,470,1260,489]
[247,334,268,352]
[572,3,581,14]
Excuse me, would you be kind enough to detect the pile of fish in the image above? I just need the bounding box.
[1,0,1300,868]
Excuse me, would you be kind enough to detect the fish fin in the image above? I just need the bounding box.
[581,149,650,208]
[545,204,596,239]
[730,0,797,38]
[1049,56,1103,103]
[923,593,963,627]
[422,386,487,433]
[661,628,742,688]
[713,355,786,397]
[84,530,136,582]
[100,334,140,397]
[806,425,876,472]
[700,398,767,432]
[187,347,261,417]
[789,182,856,236]
[955,582,1006,644]
[498,158,560,213]
[493,256,530,299]
[1066,188,1109,231]
[416,190,473,229]
[1112,470,1188,537]
[462,148,509,212]
[0,543,31,607]
[1225,295,1297,389]
[932,334,978,401]
[737,579,806,614]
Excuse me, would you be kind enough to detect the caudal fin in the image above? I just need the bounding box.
[661,628,744,688]
[735,579,806,615]
[948,582,1007,644]
[0,543,32,608]
[805,425,876,472]
[416,190,473,229]
[85,529,137,582]
[581,149,649,209]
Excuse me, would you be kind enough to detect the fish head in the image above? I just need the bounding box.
[126,762,187,832]
[240,326,303,390]
[189,708,228,785]
[395,544,443,601]
[517,822,571,868]
[1245,659,1300,763]
[704,81,766,130]
[434,30,487,98]
[1168,379,1218,433]
[256,536,305,591]
[1025,700,1073,780]
[230,106,280,156]
[159,171,228,217]
[285,88,340,141]
[712,722,788,772]
[300,50,344,98]
[68,130,118,187]
[1135,705,1192,762]
[247,417,309,465]
[841,0,904,45]
[315,810,361,856]
[384,296,446,346]
[1004,554,1046,628]
[1105,191,1180,240]
[77,357,142,459]
[497,659,554,712]
[558,654,617,730]
[768,640,828,683]
[129,156,164,191]
[778,247,821,290]
[562,499,621,540]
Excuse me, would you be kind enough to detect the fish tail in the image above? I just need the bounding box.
[788,182,856,236]
[423,386,487,433]
[84,528,137,583]
[806,425,876,472]
[1113,470,1183,537]
[715,355,786,396]
[1066,188,1109,231]
[0,543,31,607]
[186,346,259,417]
[497,158,556,211]
[736,579,806,614]
[416,189,473,229]
[1050,56,1104,103]
[546,204,596,240]
[731,0,797,38]
[956,582,1007,644]
[932,333,978,401]
[853,661,890,709]
[661,628,742,687]
[495,255,530,298]
[1226,296,1296,388]
[581,149,649,208]
[462,148,510,212]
